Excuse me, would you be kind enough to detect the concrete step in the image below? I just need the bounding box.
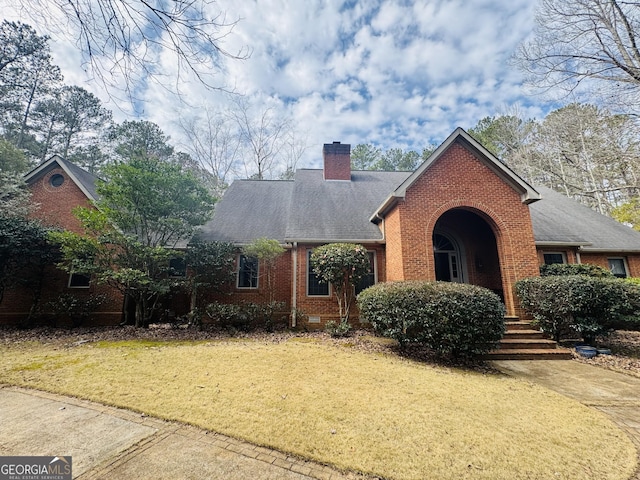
[505,321,535,331]
[487,317,571,360]
[498,338,559,349]
[484,348,573,361]
[503,329,546,340]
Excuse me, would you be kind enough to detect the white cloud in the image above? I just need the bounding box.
[0,0,548,172]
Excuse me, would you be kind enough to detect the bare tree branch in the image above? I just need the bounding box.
[177,106,240,195]
[229,97,290,180]
[516,0,640,109]
[13,0,250,101]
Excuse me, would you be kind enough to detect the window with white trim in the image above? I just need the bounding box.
[608,258,628,278]
[237,255,258,288]
[307,250,329,296]
[543,252,566,265]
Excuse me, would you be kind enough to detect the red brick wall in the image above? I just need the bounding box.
[579,252,640,277]
[384,141,540,316]
[0,265,123,326]
[384,208,404,281]
[536,249,640,278]
[293,243,384,329]
[323,143,351,181]
[625,255,640,277]
[200,250,292,324]
[0,165,124,326]
[536,248,579,265]
[28,166,94,233]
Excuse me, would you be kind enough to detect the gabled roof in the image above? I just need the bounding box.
[531,186,640,252]
[201,169,640,253]
[196,170,412,244]
[24,155,101,201]
[370,127,541,221]
[186,127,640,254]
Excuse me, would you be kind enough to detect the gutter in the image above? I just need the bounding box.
[369,194,400,224]
[284,237,385,244]
[534,241,592,247]
[291,242,297,328]
[578,248,640,253]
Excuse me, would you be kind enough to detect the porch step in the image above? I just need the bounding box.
[505,320,535,331]
[484,348,573,361]
[503,329,546,340]
[498,338,558,349]
[484,317,572,360]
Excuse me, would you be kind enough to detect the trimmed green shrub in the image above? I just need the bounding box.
[540,263,614,278]
[324,320,352,338]
[357,281,505,357]
[311,243,370,323]
[515,276,636,342]
[618,279,640,331]
[205,301,286,332]
[47,293,106,328]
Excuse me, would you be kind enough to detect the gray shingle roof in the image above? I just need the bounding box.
[284,169,411,242]
[198,170,640,253]
[531,186,640,252]
[59,157,101,200]
[195,179,294,244]
[24,155,101,201]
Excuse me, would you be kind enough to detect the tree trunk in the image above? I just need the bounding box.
[135,298,144,328]
[17,76,39,148]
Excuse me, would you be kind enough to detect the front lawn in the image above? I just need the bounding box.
[0,329,636,480]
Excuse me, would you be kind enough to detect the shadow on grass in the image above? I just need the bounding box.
[389,342,499,374]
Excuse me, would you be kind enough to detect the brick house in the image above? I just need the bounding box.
[0,156,123,325]
[200,127,640,328]
[4,127,640,330]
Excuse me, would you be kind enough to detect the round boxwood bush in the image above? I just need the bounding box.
[515,275,637,342]
[357,281,505,357]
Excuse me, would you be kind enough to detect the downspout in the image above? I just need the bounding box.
[291,242,298,327]
[576,247,582,264]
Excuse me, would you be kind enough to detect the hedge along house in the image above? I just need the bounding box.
[199,127,640,332]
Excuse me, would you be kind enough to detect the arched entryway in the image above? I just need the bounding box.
[433,208,503,301]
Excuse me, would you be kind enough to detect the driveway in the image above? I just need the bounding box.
[493,360,640,480]
[0,386,366,480]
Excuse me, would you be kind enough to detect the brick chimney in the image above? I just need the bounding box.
[323,142,351,181]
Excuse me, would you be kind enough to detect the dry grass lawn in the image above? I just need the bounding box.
[0,337,637,480]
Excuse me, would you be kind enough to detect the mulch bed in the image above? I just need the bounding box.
[571,330,640,378]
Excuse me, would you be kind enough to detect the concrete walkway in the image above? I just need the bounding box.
[493,360,640,480]
[0,386,368,480]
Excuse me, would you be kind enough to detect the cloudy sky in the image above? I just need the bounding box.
[2,0,556,169]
